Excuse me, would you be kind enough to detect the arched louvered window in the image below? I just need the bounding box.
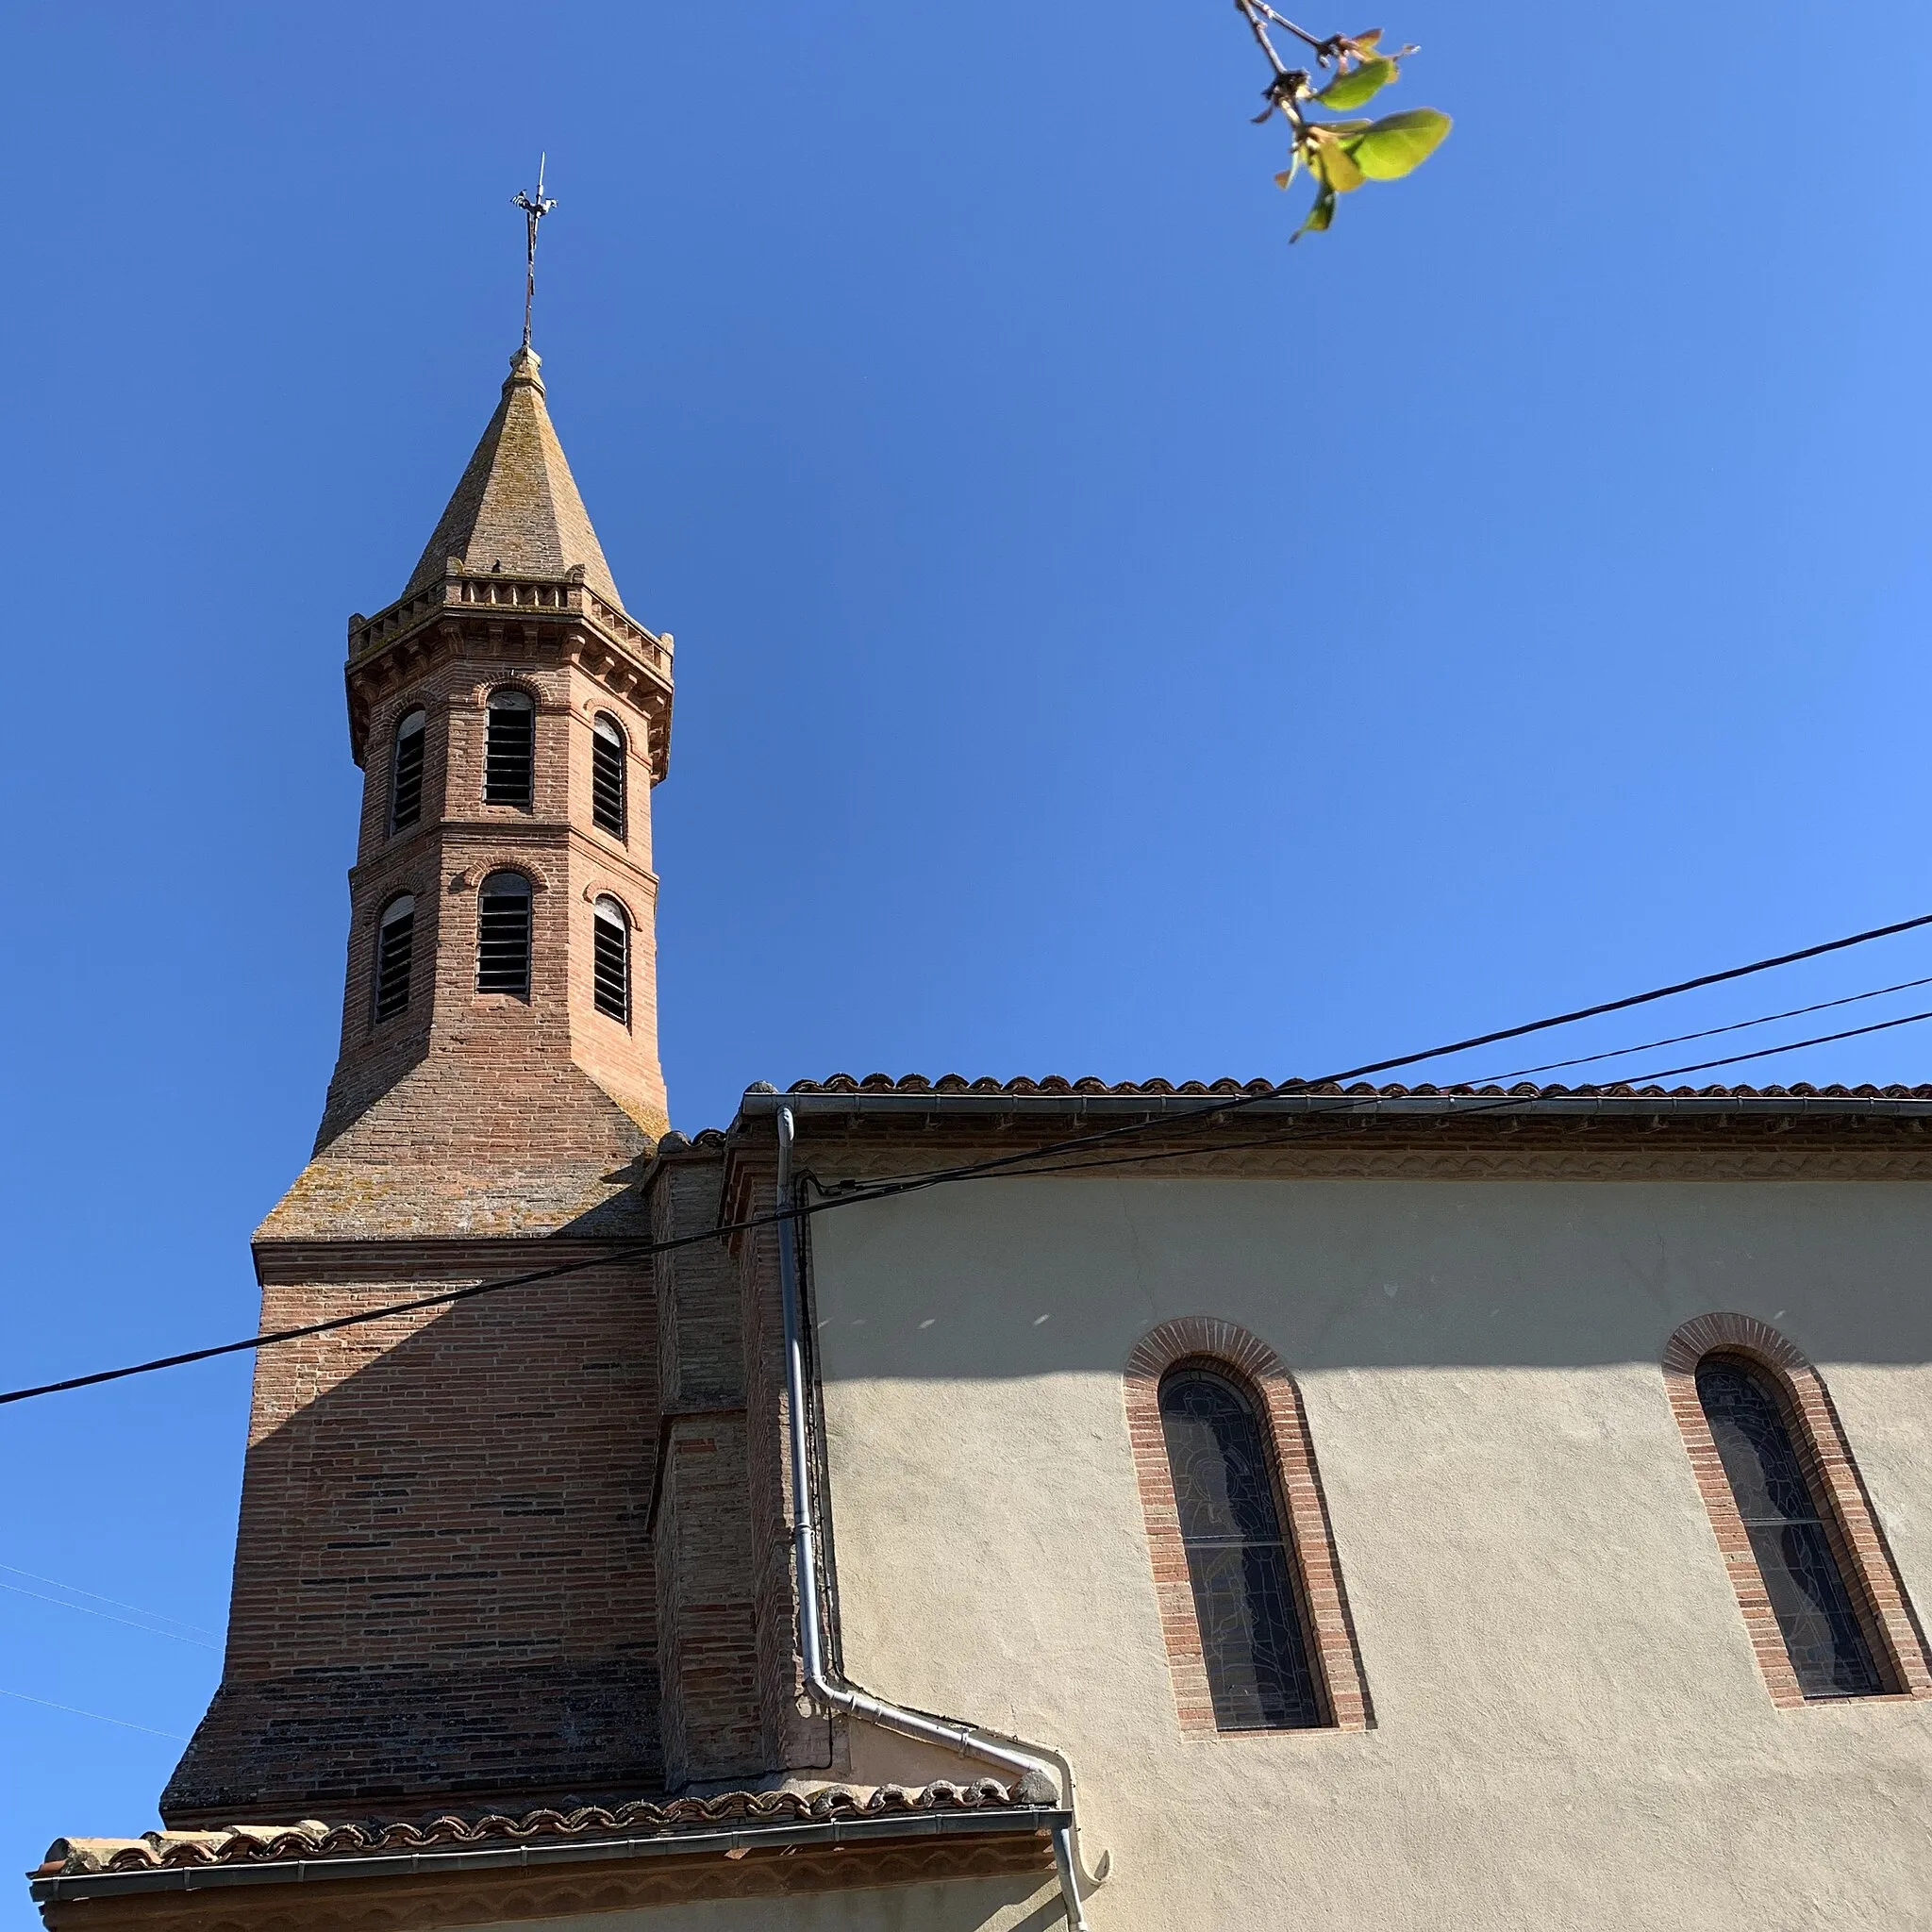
[390,708,426,833]
[592,895,630,1024]
[1158,1366,1324,1730]
[1694,1354,1890,1698]
[373,893,415,1022]
[591,714,626,841]
[476,871,532,996]
[484,690,535,807]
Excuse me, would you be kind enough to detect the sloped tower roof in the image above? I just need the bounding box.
[403,344,623,611]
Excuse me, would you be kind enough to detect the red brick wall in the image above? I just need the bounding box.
[164,1244,662,1823]
[649,1155,762,1786]
[321,644,667,1157]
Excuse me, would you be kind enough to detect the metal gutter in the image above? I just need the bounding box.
[30,1807,1067,1906]
[774,1108,1101,1929]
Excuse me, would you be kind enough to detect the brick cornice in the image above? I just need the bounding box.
[735,1140,1932,1194]
[343,575,673,772]
[1124,1318,1372,1734]
[1661,1313,1932,1707]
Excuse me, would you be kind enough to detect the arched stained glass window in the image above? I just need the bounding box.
[1158,1366,1324,1730]
[1695,1355,1887,1699]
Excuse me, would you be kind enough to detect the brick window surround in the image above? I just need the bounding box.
[1125,1317,1372,1733]
[1663,1313,1932,1707]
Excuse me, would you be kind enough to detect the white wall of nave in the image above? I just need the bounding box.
[794,1175,1932,1930]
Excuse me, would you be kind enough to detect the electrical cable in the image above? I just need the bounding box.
[1609,1006,1932,1085]
[1473,974,1932,1085]
[848,1009,1932,1189]
[0,1562,220,1640]
[782,908,1932,1213]
[0,1687,189,1743]
[0,1578,220,1650]
[7,906,1932,1410]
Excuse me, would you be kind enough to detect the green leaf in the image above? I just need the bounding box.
[1343,107,1452,180]
[1309,135,1365,193]
[1292,189,1337,242]
[1316,55,1396,111]
[1274,150,1302,191]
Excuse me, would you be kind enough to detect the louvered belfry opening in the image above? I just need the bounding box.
[484,690,535,806]
[1694,1354,1891,1698]
[592,896,630,1024]
[390,709,426,832]
[373,894,416,1022]
[591,714,626,841]
[476,872,532,996]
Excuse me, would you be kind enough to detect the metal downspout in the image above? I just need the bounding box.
[774,1106,1098,1930]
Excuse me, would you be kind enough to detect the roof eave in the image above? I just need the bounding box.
[732,1088,1932,1127]
[31,1807,1067,1905]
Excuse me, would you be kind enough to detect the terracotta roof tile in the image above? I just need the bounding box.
[777,1074,1932,1102]
[37,1779,1035,1879]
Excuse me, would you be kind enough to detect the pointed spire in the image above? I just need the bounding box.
[403,346,624,612]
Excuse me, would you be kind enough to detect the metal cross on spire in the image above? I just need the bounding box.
[512,156,558,352]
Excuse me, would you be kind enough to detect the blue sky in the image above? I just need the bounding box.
[2,0,1929,1905]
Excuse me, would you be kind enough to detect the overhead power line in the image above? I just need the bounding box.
[5,907,1932,1411]
[1475,974,1932,1084]
[0,1687,189,1743]
[0,1578,220,1651]
[973,1011,1932,1185]
[1616,1006,1932,1085]
[0,1562,220,1641]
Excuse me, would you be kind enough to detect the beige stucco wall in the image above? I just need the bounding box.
[791,1175,1932,1931]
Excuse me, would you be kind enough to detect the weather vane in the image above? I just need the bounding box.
[512,156,558,352]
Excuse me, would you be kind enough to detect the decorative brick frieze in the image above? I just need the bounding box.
[1124,1318,1372,1735]
[1662,1312,1932,1707]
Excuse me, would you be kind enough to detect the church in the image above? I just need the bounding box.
[25,317,1932,1929]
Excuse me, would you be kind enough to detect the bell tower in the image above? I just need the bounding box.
[278,341,674,1238]
[166,339,683,1824]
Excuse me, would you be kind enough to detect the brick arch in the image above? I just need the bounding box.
[375,690,435,737]
[474,674,546,705]
[461,858,556,894]
[1662,1312,1931,1706]
[1124,1318,1371,1732]
[582,880,641,923]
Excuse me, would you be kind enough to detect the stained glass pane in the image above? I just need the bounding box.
[1696,1357,1884,1699]
[1159,1369,1323,1730]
